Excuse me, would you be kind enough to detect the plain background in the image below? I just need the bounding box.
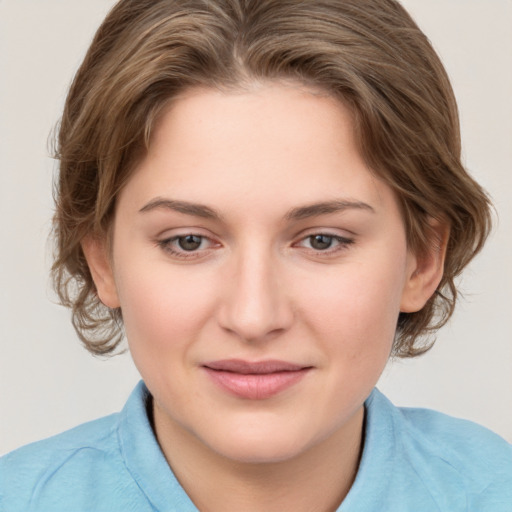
[1,0,511,455]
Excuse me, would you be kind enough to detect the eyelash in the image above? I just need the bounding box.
[156,232,355,260]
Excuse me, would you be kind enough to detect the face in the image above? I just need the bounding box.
[88,83,435,464]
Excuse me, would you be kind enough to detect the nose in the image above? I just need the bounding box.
[217,246,294,343]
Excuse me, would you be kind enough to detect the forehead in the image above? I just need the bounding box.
[118,83,399,222]
[150,83,357,169]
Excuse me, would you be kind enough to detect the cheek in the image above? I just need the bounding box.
[115,262,217,359]
[297,258,406,355]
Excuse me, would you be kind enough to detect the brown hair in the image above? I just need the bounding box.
[52,0,492,356]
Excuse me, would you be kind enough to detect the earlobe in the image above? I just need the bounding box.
[81,236,120,309]
[400,221,449,313]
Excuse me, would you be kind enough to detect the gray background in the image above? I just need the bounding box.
[1,0,511,454]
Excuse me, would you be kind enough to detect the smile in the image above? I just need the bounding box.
[202,359,313,400]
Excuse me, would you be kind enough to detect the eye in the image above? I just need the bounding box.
[176,234,203,251]
[296,233,354,254]
[308,234,336,250]
[157,233,218,259]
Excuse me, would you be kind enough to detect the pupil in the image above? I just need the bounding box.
[310,235,333,250]
[178,235,202,251]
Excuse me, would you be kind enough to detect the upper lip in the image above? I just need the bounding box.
[203,359,310,374]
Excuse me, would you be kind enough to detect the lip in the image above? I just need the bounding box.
[202,359,312,400]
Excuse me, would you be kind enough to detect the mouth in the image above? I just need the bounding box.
[202,359,313,400]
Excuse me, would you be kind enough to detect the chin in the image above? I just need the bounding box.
[204,425,317,465]
[216,443,307,465]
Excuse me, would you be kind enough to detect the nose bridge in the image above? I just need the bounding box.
[218,238,292,341]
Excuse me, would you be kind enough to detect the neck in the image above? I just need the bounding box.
[153,403,364,512]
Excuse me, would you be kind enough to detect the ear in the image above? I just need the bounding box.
[400,220,449,313]
[81,235,120,309]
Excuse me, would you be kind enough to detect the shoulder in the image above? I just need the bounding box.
[397,401,512,476]
[0,382,169,511]
[0,414,139,512]
[367,390,512,510]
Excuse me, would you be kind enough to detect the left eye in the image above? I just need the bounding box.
[308,234,336,250]
[298,234,354,252]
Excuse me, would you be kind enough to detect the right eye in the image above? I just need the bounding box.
[175,235,204,251]
[157,234,218,259]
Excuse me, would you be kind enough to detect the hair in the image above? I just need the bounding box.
[52,0,492,357]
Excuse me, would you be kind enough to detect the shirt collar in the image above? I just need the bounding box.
[117,381,199,512]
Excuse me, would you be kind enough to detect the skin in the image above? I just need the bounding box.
[84,82,445,511]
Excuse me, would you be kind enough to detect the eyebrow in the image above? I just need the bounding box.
[139,197,375,221]
[139,198,222,220]
[285,199,375,221]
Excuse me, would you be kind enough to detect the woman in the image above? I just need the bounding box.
[1,1,510,510]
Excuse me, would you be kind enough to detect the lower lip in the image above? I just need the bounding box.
[203,368,310,400]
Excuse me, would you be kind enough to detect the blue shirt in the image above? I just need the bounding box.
[1,382,511,511]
